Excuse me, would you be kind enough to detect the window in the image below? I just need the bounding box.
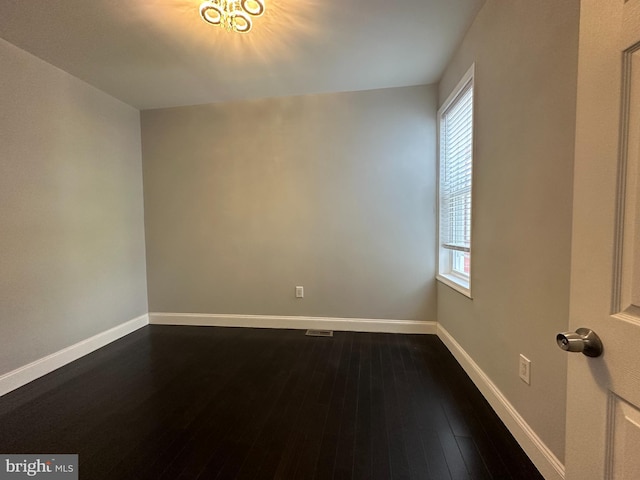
[437,65,474,297]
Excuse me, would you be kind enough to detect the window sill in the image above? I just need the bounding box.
[436,274,472,299]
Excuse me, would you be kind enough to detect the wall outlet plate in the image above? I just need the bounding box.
[295,286,304,298]
[519,354,531,385]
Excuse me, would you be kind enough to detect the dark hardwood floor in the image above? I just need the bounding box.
[0,326,543,479]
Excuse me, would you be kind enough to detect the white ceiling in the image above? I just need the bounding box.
[0,0,484,110]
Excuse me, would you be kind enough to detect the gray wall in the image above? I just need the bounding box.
[437,0,579,461]
[142,85,437,321]
[0,39,148,376]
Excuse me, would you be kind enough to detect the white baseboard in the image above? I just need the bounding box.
[149,312,436,334]
[437,324,565,480]
[0,314,149,397]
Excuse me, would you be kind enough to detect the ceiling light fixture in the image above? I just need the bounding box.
[199,0,265,34]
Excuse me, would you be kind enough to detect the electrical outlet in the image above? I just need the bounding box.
[295,286,304,298]
[519,354,531,385]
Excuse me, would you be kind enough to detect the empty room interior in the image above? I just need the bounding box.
[2,0,638,479]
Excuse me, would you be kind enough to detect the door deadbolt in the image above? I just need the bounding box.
[556,328,603,357]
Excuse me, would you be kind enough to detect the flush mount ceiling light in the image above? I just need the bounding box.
[199,0,265,33]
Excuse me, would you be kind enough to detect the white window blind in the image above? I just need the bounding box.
[438,70,473,293]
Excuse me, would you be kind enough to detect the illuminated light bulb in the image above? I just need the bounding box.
[241,0,264,17]
[232,12,252,32]
[200,2,222,25]
[199,0,265,34]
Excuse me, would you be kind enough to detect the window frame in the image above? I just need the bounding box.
[436,64,475,298]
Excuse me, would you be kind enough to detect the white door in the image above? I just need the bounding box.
[565,0,640,479]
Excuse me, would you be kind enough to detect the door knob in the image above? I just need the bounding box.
[556,328,603,357]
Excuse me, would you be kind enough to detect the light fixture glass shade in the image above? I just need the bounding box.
[199,0,265,33]
[241,0,264,17]
[200,2,222,25]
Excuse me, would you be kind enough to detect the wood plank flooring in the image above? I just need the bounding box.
[0,326,544,479]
